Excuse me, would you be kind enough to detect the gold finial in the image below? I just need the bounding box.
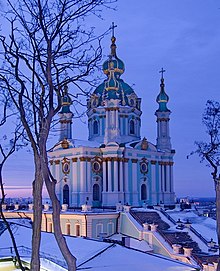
[110,22,117,57]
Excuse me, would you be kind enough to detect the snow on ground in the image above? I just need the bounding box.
[0,223,198,271]
[167,210,217,243]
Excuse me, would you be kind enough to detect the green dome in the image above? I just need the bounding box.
[156,78,170,112]
[103,57,125,76]
[93,78,135,106]
[89,35,138,108]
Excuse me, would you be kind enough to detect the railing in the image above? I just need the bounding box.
[189,226,210,246]
[159,210,218,249]
[160,209,177,225]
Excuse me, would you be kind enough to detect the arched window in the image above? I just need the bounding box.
[93,120,99,135]
[63,184,69,205]
[93,183,100,201]
[96,223,103,238]
[130,119,135,135]
[141,184,147,200]
[107,222,114,236]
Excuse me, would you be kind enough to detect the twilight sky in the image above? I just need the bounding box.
[2,0,220,198]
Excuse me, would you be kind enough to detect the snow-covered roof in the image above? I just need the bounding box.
[0,223,198,271]
[167,209,217,243]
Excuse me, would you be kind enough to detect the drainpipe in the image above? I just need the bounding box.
[84,214,87,237]
[116,211,120,233]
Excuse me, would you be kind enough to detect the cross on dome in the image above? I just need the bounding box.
[159,67,166,79]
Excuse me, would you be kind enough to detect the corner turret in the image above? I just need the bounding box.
[155,69,172,151]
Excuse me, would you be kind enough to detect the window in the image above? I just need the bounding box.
[96,223,103,238]
[63,184,69,205]
[93,120,99,135]
[107,222,114,236]
[76,224,80,237]
[93,184,100,201]
[141,184,147,200]
[130,119,135,135]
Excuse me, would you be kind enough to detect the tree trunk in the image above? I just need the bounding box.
[0,165,26,271]
[216,182,220,271]
[30,156,44,271]
[45,180,76,271]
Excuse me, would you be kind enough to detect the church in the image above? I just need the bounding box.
[48,32,176,208]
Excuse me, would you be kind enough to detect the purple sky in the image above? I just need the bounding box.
[3,0,220,198]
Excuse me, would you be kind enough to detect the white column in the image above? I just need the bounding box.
[104,109,109,143]
[166,164,170,193]
[87,159,91,192]
[54,160,61,194]
[119,116,122,135]
[170,163,174,193]
[125,116,128,135]
[80,158,86,191]
[114,158,118,192]
[103,159,107,192]
[116,109,119,130]
[99,116,102,136]
[151,162,156,193]
[107,158,112,192]
[124,159,129,193]
[161,164,164,192]
[132,159,138,205]
[132,159,138,192]
[119,159,124,192]
[72,158,78,192]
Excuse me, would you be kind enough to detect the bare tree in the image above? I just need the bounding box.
[0,0,115,270]
[0,93,27,271]
[191,100,220,269]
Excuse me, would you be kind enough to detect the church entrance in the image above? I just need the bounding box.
[63,184,69,205]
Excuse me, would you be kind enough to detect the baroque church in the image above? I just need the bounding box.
[49,33,175,208]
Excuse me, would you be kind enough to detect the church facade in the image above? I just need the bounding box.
[48,34,175,208]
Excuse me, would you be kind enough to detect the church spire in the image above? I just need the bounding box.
[59,84,73,141]
[155,69,172,151]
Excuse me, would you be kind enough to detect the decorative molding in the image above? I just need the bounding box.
[131,158,138,163]
[60,120,72,124]
[79,157,87,162]
[105,107,119,112]
[150,160,157,165]
[106,157,113,162]
[158,161,173,166]
[113,157,119,162]
[123,158,129,162]
[156,118,170,122]
[54,160,60,165]
[72,158,78,162]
